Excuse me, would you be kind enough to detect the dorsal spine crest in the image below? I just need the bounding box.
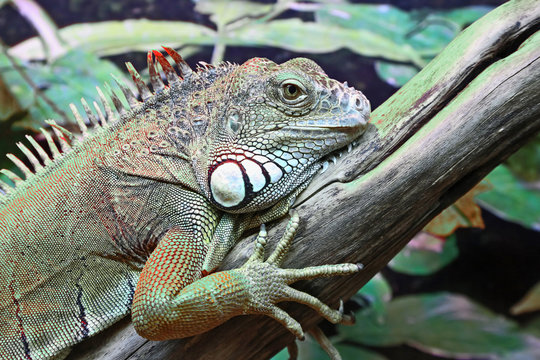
[69,103,88,135]
[81,98,100,127]
[16,142,43,171]
[0,47,232,198]
[25,134,52,165]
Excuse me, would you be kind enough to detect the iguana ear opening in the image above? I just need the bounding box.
[226,110,241,134]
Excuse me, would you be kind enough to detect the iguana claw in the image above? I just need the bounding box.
[238,211,362,339]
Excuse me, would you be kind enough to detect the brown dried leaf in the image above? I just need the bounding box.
[424,181,491,237]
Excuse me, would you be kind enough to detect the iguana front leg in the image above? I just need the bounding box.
[202,187,305,274]
[131,226,208,339]
[132,211,361,340]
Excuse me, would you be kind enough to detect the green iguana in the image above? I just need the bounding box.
[0,47,370,359]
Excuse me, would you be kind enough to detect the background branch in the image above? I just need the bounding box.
[11,0,66,61]
[68,1,540,359]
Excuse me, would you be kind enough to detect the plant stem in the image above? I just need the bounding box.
[211,42,226,64]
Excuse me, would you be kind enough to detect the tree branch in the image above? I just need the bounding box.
[68,1,540,359]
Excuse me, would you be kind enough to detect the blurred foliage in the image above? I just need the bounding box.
[195,0,273,28]
[274,341,389,360]
[424,181,489,237]
[477,165,540,231]
[505,133,540,182]
[355,273,392,318]
[9,2,426,65]
[388,233,459,276]
[0,49,129,130]
[525,316,540,338]
[316,345,388,360]
[340,293,540,359]
[10,19,215,58]
[0,1,539,359]
[315,4,492,87]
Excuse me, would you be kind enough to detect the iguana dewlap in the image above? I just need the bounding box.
[0,47,370,359]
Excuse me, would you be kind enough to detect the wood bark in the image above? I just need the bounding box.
[68,1,540,359]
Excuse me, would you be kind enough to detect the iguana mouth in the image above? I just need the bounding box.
[314,93,371,172]
[285,120,364,133]
[287,111,369,132]
[318,138,361,174]
[281,113,368,175]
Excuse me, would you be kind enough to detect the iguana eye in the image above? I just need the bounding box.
[275,78,310,107]
[279,79,308,103]
[282,83,301,100]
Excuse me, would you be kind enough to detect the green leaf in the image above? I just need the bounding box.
[10,17,424,65]
[389,234,458,276]
[195,0,273,28]
[1,50,127,130]
[342,305,401,347]
[272,341,388,360]
[374,62,418,87]
[316,4,491,57]
[316,4,414,43]
[271,346,289,360]
[406,16,458,55]
[0,54,46,129]
[299,342,389,360]
[228,19,425,66]
[316,4,492,86]
[354,273,392,317]
[343,293,540,359]
[316,4,456,58]
[10,20,217,59]
[477,165,540,231]
[333,345,388,360]
[505,133,540,182]
[440,6,493,27]
[0,69,24,122]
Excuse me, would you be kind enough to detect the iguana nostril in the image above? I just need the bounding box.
[355,96,363,110]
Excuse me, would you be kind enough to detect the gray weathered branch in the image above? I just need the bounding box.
[68,1,540,359]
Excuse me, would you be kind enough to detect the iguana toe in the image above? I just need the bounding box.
[237,213,362,337]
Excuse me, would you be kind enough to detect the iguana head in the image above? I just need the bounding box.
[193,57,370,213]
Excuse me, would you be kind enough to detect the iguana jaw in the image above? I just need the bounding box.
[282,94,371,155]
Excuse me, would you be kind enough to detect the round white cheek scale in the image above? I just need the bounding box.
[210,162,246,207]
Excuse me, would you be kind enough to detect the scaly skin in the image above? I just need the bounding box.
[0,48,370,359]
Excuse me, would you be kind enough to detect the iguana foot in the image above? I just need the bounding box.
[237,211,362,339]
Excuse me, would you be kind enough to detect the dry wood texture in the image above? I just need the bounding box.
[68,1,540,359]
